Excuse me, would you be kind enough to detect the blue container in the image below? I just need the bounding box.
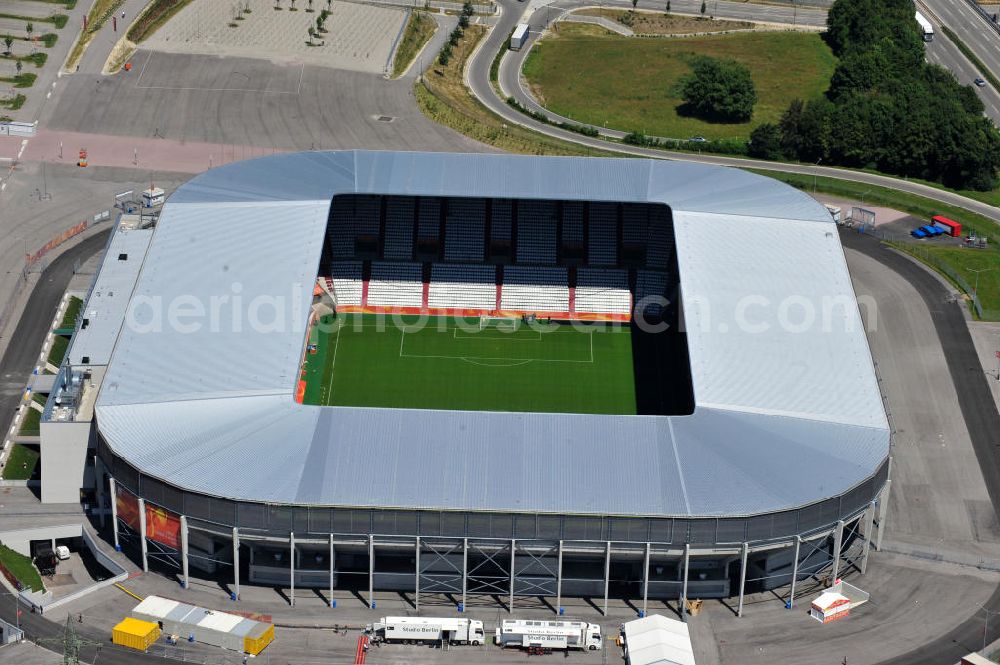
[638,610,645,618]
[457,603,464,612]
[330,600,337,609]
[785,600,792,609]
[558,607,565,616]
[371,601,376,609]
[230,592,237,601]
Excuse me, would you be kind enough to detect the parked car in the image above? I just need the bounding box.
[974,77,987,87]
[911,228,928,239]
[688,136,708,143]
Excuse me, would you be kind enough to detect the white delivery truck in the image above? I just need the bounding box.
[495,619,602,651]
[824,204,842,224]
[510,23,529,50]
[367,617,485,645]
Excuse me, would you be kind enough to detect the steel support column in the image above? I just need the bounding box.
[876,478,891,552]
[415,536,421,613]
[680,544,690,622]
[108,476,120,551]
[861,501,876,574]
[830,520,845,582]
[556,540,563,615]
[327,533,335,607]
[737,542,748,617]
[603,541,611,616]
[137,497,148,572]
[368,534,375,608]
[180,515,189,589]
[788,536,801,609]
[462,537,468,611]
[509,538,516,613]
[642,542,650,617]
[94,456,106,528]
[290,532,295,607]
[232,527,240,601]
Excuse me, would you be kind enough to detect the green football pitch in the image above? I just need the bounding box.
[301,314,637,414]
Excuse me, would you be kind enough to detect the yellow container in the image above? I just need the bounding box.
[243,623,275,655]
[112,617,161,652]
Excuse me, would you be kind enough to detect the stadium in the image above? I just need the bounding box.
[85,150,889,614]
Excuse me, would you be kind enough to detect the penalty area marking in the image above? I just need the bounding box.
[399,328,594,365]
[452,328,543,341]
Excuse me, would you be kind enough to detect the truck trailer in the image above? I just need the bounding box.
[510,23,529,50]
[915,11,933,41]
[367,617,485,645]
[496,619,602,651]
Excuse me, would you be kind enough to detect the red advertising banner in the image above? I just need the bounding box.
[145,503,181,550]
[115,484,141,532]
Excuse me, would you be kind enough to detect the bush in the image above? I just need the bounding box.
[677,55,756,123]
[748,122,784,160]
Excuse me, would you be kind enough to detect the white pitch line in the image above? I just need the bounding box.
[325,327,342,403]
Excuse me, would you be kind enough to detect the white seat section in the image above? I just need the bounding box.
[417,198,441,240]
[501,266,569,312]
[384,197,415,260]
[563,201,584,244]
[646,206,673,270]
[516,200,557,264]
[622,203,647,246]
[635,270,669,313]
[429,264,495,310]
[329,261,363,306]
[368,262,423,308]
[444,198,486,262]
[588,202,617,266]
[491,199,512,242]
[576,268,631,315]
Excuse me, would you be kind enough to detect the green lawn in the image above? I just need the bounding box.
[3,444,39,480]
[47,334,69,367]
[303,314,637,414]
[392,10,435,78]
[18,409,40,436]
[522,25,836,140]
[60,296,83,329]
[0,543,44,592]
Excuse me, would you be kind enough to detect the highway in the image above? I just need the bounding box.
[469,0,1000,226]
[923,0,1000,79]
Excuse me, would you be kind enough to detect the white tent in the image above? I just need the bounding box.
[623,614,696,665]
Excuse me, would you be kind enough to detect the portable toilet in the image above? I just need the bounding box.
[113,617,161,651]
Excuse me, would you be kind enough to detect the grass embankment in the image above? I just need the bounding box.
[18,409,40,437]
[392,11,436,78]
[47,335,69,367]
[754,169,1000,318]
[3,444,40,480]
[30,0,77,8]
[31,392,48,407]
[1,52,47,67]
[415,24,616,156]
[60,296,83,329]
[522,25,835,140]
[0,543,44,592]
[0,93,26,110]
[128,0,194,43]
[65,0,126,71]
[575,9,753,35]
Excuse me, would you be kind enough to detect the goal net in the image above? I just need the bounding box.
[479,316,521,332]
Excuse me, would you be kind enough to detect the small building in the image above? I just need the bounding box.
[132,595,274,655]
[622,614,696,665]
[112,617,160,652]
[142,187,165,208]
[810,591,851,623]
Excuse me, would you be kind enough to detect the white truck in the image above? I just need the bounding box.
[510,23,529,51]
[367,617,485,645]
[915,11,933,42]
[495,619,602,651]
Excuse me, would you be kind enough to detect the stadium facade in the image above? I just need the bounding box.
[45,151,890,615]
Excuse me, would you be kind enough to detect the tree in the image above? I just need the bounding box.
[15,59,22,77]
[677,56,757,122]
[666,1,671,12]
[25,23,32,41]
[275,0,281,9]
[458,12,469,28]
[307,0,314,11]
[307,26,315,44]
[700,0,705,14]
[290,0,296,9]
[2,35,12,55]
[748,123,783,160]
[632,0,638,11]
[327,0,332,9]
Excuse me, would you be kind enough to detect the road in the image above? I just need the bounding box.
[468,0,1000,226]
[920,1,1000,121]
[923,0,1000,79]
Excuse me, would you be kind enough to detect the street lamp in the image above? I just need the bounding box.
[813,157,822,192]
[860,189,872,207]
[967,267,994,296]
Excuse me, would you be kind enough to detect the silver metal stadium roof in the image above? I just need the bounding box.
[95,151,889,518]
